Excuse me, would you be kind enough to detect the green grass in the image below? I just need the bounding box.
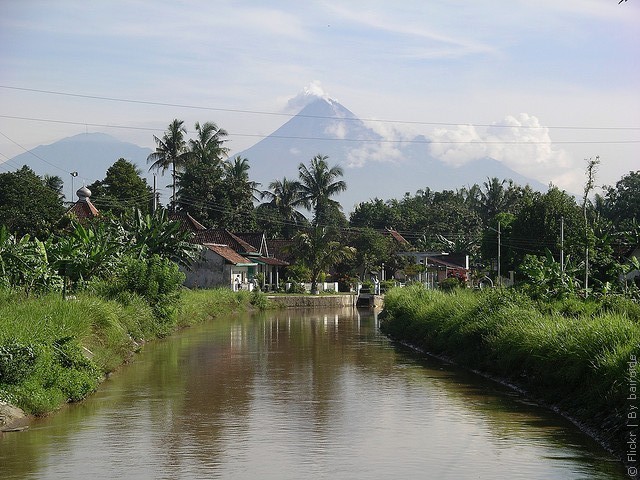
[381,285,640,457]
[0,287,257,416]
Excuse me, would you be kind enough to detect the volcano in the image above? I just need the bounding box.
[232,96,546,212]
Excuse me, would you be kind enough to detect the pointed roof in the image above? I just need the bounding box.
[66,186,99,220]
[385,228,409,246]
[266,238,295,263]
[203,243,257,266]
[194,229,258,253]
[170,211,207,232]
[234,232,268,256]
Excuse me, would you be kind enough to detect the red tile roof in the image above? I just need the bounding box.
[256,256,289,267]
[385,228,409,245]
[204,244,256,265]
[194,229,258,253]
[170,212,207,232]
[235,232,267,255]
[266,238,295,263]
[66,199,100,220]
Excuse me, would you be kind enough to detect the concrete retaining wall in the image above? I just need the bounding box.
[267,294,384,309]
[267,294,357,309]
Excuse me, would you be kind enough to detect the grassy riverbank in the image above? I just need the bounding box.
[380,286,640,458]
[0,288,262,418]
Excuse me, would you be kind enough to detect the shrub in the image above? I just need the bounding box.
[96,255,185,327]
[0,342,38,384]
[438,277,462,292]
[250,289,270,310]
[287,282,306,294]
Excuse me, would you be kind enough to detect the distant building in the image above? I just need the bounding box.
[185,243,258,291]
[396,251,470,287]
[182,225,289,291]
[65,186,99,221]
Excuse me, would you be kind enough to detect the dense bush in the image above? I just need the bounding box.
[94,255,185,329]
[438,277,463,291]
[0,342,38,384]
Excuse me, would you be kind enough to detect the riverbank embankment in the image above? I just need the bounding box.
[0,288,263,430]
[379,285,640,461]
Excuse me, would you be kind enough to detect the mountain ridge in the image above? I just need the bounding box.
[232,97,548,210]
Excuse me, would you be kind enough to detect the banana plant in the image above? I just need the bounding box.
[47,219,125,293]
[120,208,200,268]
[0,226,61,294]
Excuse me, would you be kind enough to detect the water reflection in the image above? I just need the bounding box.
[0,308,625,479]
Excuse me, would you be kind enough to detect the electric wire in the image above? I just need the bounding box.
[2,85,639,131]
[0,114,638,145]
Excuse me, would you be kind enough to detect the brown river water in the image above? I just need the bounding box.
[0,308,627,479]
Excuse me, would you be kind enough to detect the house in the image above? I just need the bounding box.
[396,251,470,287]
[184,243,258,290]
[65,186,99,221]
[622,245,640,289]
[183,227,289,291]
[235,233,289,289]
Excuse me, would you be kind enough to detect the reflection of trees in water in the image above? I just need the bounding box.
[1,309,624,479]
[161,308,397,470]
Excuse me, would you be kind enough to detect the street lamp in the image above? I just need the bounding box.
[70,172,78,202]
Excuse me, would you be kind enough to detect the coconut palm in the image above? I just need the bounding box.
[219,156,259,230]
[188,121,229,166]
[147,119,190,210]
[224,156,261,200]
[292,226,355,294]
[260,177,307,238]
[297,154,346,226]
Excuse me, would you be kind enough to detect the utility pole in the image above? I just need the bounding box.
[70,171,78,203]
[152,174,157,214]
[497,221,501,287]
[582,156,600,298]
[560,216,565,275]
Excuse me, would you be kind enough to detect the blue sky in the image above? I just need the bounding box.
[0,0,638,195]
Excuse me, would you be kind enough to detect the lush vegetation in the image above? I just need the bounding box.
[0,189,268,416]
[0,287,266,416]
[380,285,640,456]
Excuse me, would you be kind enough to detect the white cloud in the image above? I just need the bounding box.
[325,3,496,58]
[324,121,347,139]
[429,113,574,182]
[346,142,404,168]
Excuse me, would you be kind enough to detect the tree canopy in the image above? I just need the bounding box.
[0,166,65,238]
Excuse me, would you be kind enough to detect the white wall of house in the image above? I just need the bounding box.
[183,249,227,288]
[183,249,253,289]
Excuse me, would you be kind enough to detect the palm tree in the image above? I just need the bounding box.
[297,154,347,226]
[480,177,507,222]
[220,156,259,230]
[188,121,229,166]
[260,177,307,238]
[147,119,190,211]
[224,156,261,200]
[292,226,355,294]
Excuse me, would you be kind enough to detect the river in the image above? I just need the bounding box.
[0,308,627,479]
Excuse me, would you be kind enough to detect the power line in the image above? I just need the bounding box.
[0,130,74,177]
[1,114,638,145]
[2,84,639,131]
